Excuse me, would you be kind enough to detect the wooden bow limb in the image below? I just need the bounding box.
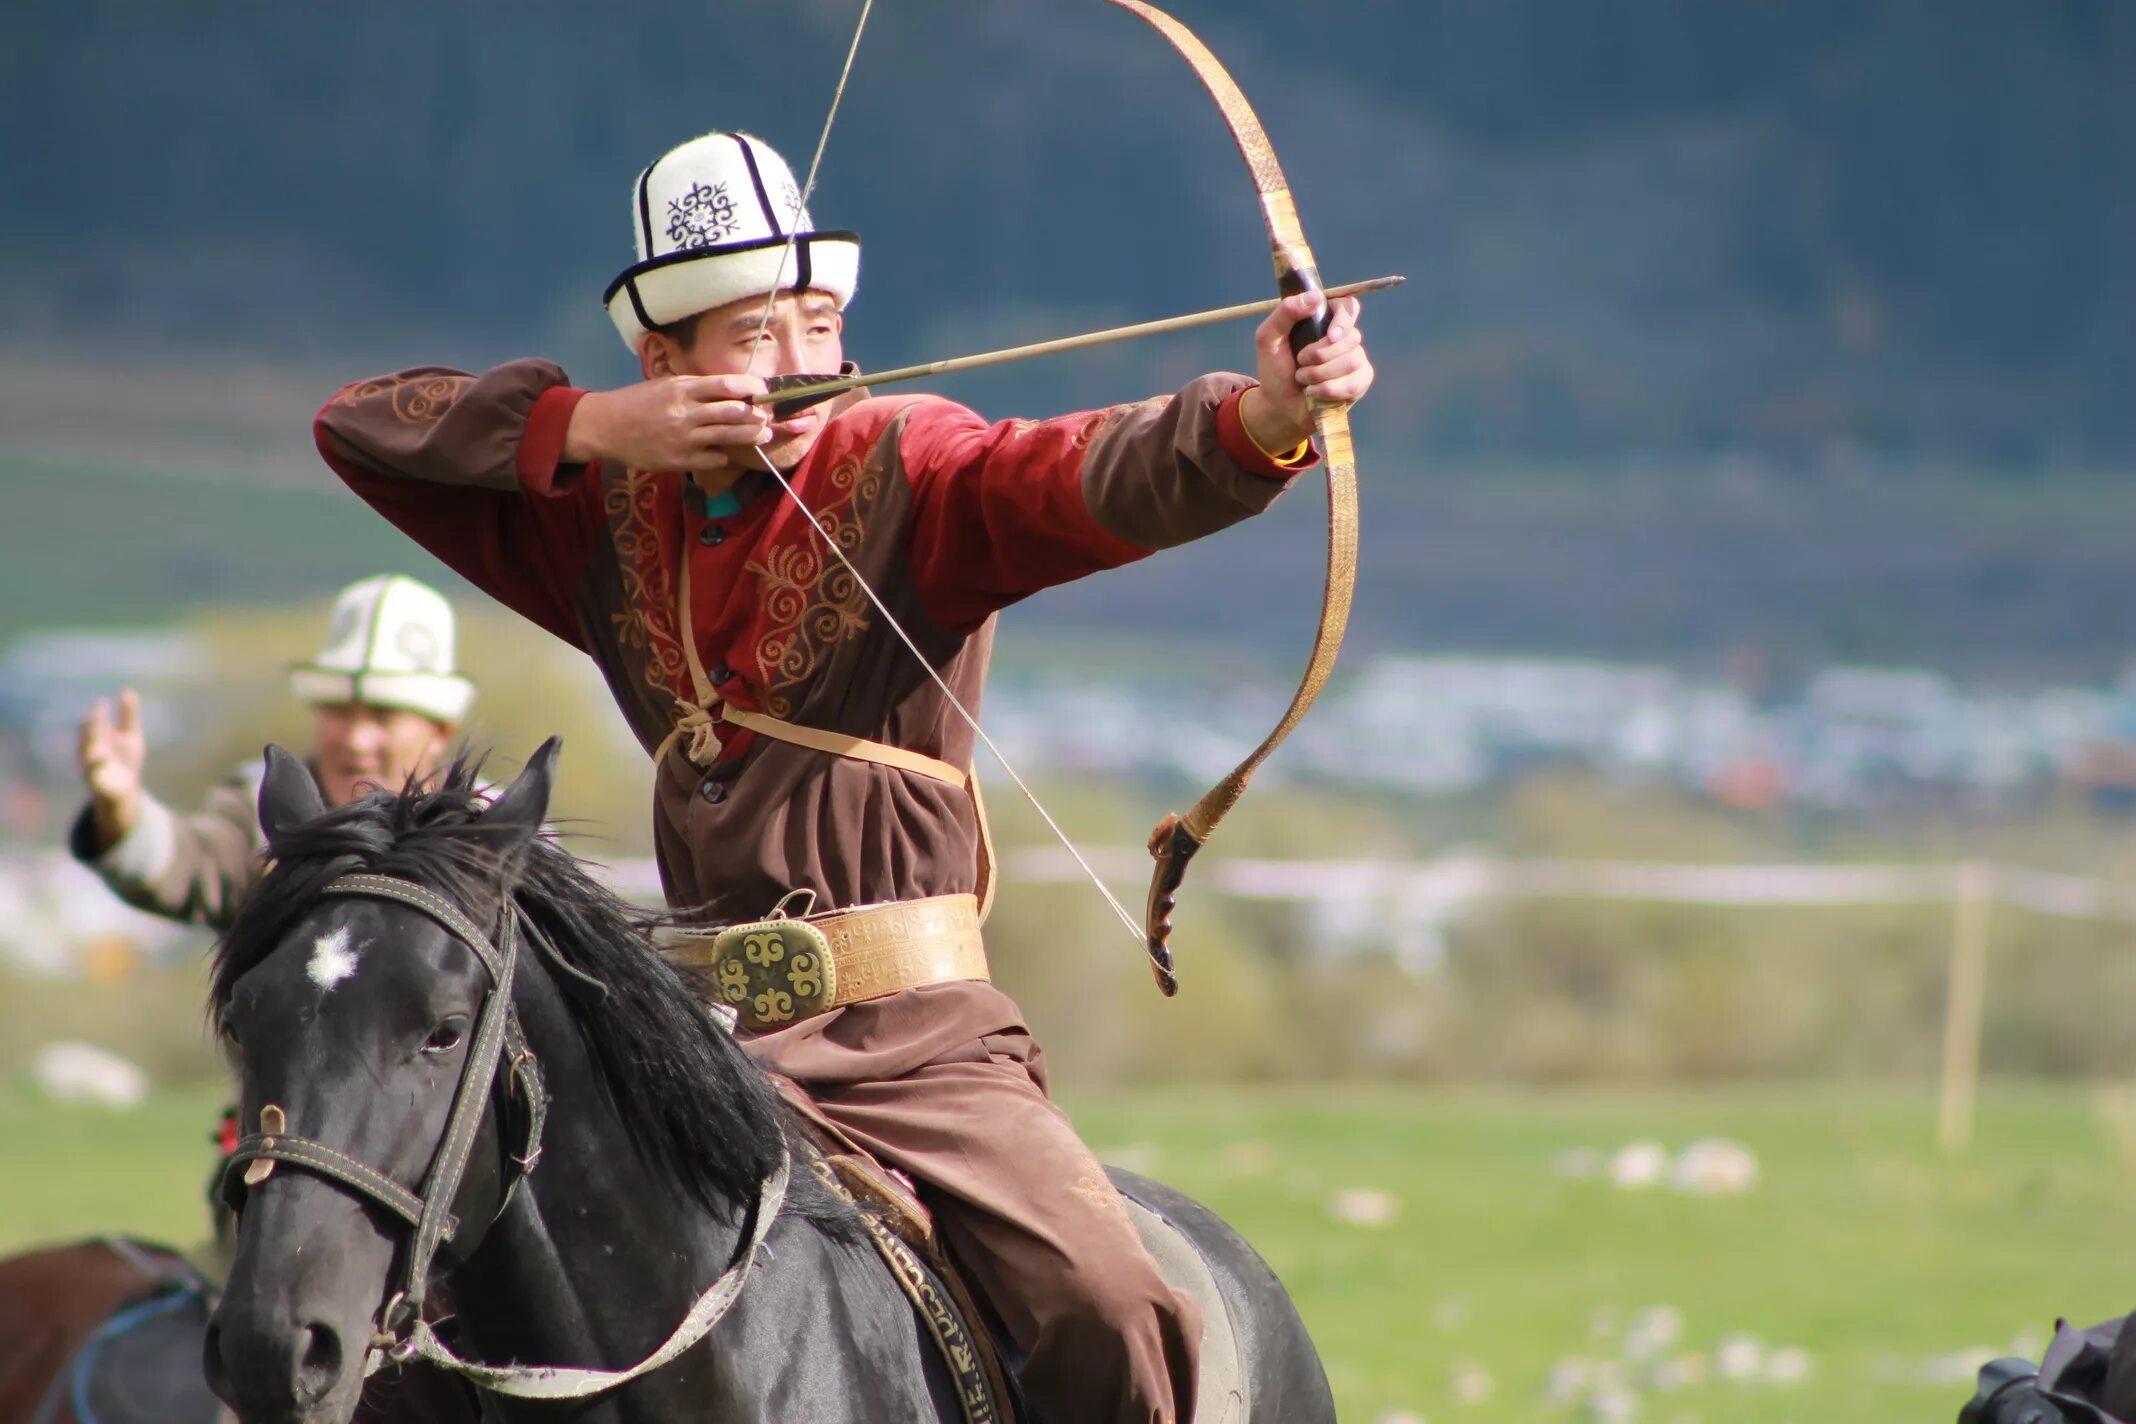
[1104,0,1365,997]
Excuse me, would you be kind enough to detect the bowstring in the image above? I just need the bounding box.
[743,0,875,355]
[726,0,1148,954]
[745,445,1146,949]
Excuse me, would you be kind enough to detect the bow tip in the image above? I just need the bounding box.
[1145,813,1201,997]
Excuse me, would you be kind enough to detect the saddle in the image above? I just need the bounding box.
[778,1085,1250,1424]
[785,1100,1017,1424]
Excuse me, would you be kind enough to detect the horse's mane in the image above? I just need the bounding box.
[210,755,788,1219]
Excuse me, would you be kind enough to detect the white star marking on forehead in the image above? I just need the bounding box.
[307,926,361,991]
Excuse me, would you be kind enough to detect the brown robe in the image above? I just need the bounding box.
[315,361,1309,1424]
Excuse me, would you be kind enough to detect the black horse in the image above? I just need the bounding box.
[203,740,1333,1424]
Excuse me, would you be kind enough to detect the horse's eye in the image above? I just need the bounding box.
[422,1020,467,1055]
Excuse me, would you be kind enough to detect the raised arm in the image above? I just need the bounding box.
[896,375,1313,634]
[314,363,604,647]
[71,694,264,933]
[898,289,1370,633]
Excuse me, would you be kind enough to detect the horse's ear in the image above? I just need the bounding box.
[484,737,560,847]
[257,744,328,845]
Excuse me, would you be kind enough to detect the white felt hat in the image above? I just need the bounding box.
[288,576,474,724]
[603,131,860,352]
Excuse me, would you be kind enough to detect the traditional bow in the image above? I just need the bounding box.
[1099,0,1360,994]
[742,0,1359,995]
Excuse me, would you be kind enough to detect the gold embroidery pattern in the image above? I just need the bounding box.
[1006,401,1155,449]
[1072,1172,1127,1214]
[1074,396,1166,451]
[746,447,883,716]
[328,372,472,426]
[601,469,691,706]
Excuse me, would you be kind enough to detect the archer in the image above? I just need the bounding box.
[314,129,1373,1424]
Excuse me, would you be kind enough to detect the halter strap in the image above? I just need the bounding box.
[327,873,508,978]
[225,1132,438,1233]
[319,874,524,1316]
[379,1150,792,1399]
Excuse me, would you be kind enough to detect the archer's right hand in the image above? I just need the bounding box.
[561,376,773,474]
[80,688,147,847]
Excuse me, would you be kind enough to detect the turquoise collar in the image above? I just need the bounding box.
[687,472,772,521]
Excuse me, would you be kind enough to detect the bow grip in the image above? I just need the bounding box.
[1144,813,1201,997]
[1278,264,1332,360]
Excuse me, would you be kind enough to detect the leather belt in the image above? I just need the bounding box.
[662,893,988,1031]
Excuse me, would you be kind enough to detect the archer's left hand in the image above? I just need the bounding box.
[1238,291,1373,452]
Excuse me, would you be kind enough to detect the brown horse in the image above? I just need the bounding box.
[0,1237,180,1424]
[0,1236,475,1424]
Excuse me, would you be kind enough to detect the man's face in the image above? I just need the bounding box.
[650,289,846,469]
[310,703,453,806]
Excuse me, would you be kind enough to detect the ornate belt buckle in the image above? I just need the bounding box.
[709,890,838,1030]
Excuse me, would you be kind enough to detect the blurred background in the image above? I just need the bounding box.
[4,2,2135,1420]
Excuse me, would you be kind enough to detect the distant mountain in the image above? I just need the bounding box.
[3,0,2131,465]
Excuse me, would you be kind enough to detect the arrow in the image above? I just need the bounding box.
[752,273,1403,418]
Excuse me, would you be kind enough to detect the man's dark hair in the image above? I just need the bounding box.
[653,311,702,347]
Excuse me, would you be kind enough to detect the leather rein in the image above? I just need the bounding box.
[219,872,789,1398]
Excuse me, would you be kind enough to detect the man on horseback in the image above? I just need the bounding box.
[71,574,473,931]
[44,576,480,1424]
[313,130,1373,1424]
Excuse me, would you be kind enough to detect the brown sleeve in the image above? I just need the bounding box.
[1077,374,1314,551]
[315,362,583,492]
[69,768,265,934]
[315,364,602,647]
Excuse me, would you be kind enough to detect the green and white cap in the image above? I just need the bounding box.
[288,575,474,723]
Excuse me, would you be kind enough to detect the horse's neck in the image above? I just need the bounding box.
[445,971,755,1422]
[440,963,950,1423]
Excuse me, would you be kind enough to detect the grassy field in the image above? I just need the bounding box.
[4,1079,2129,1422]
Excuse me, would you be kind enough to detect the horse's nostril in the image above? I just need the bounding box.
[295,1321,345,1401]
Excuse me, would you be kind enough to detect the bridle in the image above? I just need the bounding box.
[221,873,549,1370]
[218,871,789,1398]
